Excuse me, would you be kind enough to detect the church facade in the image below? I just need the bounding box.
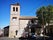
[9,3,38,38]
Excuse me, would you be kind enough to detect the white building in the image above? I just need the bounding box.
[9,3,38,38]
[0,28,4,37]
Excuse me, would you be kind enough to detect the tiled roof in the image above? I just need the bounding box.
[19,16,38,20]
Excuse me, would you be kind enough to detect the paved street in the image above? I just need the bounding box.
[0,37,19,40]
[0,37,53,40]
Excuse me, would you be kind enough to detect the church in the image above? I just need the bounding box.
[9,3,41,38]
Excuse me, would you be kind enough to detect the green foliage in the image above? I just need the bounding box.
[36,5,53,26]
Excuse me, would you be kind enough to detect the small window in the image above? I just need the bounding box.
[13,7,15,11]
[16,7,18,11]
[12,17,17,21]
[31,20,34,23]
[15,30,18,35]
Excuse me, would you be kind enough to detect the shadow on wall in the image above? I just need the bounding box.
[21,19,41,38]
[3,26,9,37]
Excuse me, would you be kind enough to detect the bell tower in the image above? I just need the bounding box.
[9,3,20,38]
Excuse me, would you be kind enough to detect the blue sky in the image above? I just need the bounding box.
[0,0,53,29]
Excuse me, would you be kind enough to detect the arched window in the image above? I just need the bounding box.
[13,7,15,11]
[12,17,17,21]
[16,7,18,11]
[15,30,18,35]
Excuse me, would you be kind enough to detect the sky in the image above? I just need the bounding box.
[0,0,53,29]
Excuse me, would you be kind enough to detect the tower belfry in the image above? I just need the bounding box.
[9,3,20,38]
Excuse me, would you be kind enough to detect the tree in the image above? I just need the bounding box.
[36,5,53,34]
[46,5,53,33]
[36,6,46,29]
